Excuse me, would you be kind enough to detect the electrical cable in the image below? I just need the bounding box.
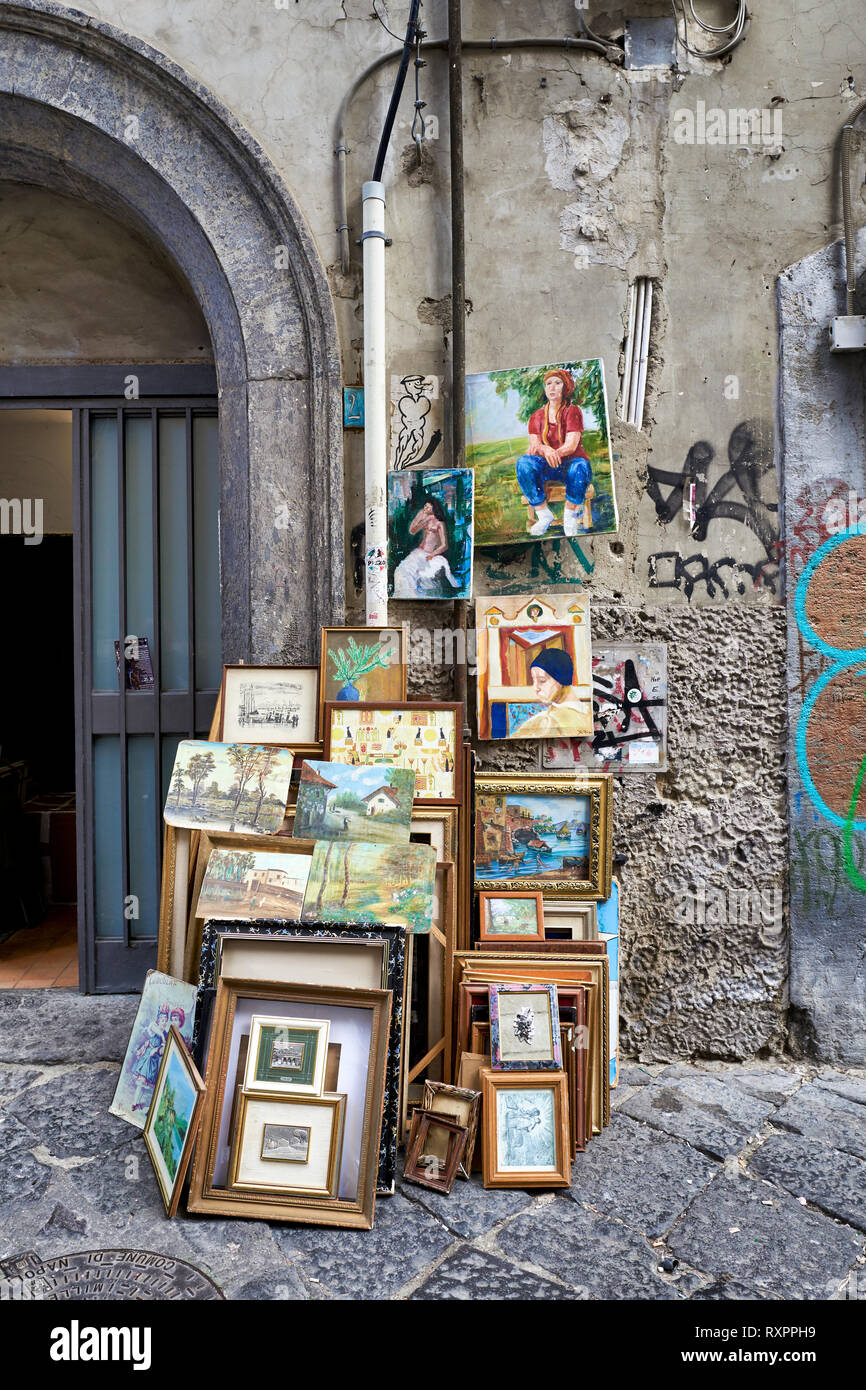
[372,0,422,183]
[841,99,866,315]
[371,0,405,45]
[671,0,749,59]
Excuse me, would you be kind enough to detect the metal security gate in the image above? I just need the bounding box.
[0,370,221,993]
[75,399,221,991]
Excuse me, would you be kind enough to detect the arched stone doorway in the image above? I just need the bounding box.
[0,0,344,661]
[0,1,343,990]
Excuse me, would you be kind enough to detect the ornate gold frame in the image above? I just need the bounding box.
[473,771,612,900]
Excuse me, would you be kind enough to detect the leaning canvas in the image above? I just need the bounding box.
[195,848,312,921]
[476,594,593,740]
[387,468,473,600]
[466,359,618,546]
[300,840,437,933]
[292,760,415,845]
[164,741,294,835]
[110,970,198,1128]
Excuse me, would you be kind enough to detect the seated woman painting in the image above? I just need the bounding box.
[515,368,594,537]
[392,498,461,598]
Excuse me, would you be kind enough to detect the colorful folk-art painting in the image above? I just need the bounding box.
[387,468,473,600]
[300,840,437,933]
[475,790,591,885]
[320,628,407,709]
[466,359,618,546]
[164,741,294,835]
[110,971,198,1128]
[326,705,460,802]
[196,849,311,922]
[543,644,668,772]
[292,761,415,845]
[476,594,593,740]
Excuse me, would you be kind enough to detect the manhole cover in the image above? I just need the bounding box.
[0,1250,224,1300]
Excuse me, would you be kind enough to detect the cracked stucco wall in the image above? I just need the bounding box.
[7,0,866,1060]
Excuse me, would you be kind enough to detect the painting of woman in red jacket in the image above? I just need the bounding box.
[515,369,595,537]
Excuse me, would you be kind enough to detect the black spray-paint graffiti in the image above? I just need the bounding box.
[647,419,778,599]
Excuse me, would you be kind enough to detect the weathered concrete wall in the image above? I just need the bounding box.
[780,228,866,1065]
[8,0,866,1056]
[0,183,211,362]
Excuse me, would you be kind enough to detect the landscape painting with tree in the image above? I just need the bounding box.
[164,740,294,835]
[301,840,437,933]
[466,359,617,545]
[292,760,415,845]
[195,848,312,921]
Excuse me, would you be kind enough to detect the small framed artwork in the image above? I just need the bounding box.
[143,1026,206,1218]
[229,1091,346,1197]
[403,1112,468,1195]
[324,701,463,805]
[422,1081,481,1177]
[219,665,320,752]
[478,891,544,944]
[481,1070,571,1189]
[244,1015,330,1096]
[543,899,598,940]
[489,983,562,1071]
[319,628,407,733]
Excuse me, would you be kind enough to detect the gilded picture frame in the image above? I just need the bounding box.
[142,1025,206,1219]
[474,771,612,900]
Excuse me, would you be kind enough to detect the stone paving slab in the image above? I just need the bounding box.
[5,1067,130,1160]
[410,1246,574,1300]
[0,991,137,1063]
[397,1169,532,1238]
[772,1083,866,1161]
[815,1071,866,1107]
[618,1065,775,1159]
[0,1065,43,1100]
[667,1172,864,1299]
[748,1132,866,1232]
[568,1112,718,1237]
[495,1198,679,1299]
[272,1192,455,1300]
[720,1067,804,1106]
[690,1278,775,1300]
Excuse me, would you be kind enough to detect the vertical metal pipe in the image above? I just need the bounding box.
[362,180,389,626]
[634,281,653,432]
[627,279,645,425]
[448,0,470,735]
[116,408,130,948]
[621,282,637,421]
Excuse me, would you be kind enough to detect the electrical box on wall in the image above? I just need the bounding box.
[830,316,866,352]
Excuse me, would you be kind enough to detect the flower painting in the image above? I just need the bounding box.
[466,359,617,546]
[164,741,294,835]
[320,628,407,710]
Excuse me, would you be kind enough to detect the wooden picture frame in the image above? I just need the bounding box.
[403,1111,468,1195]
[481,1069,571,1189]
[228,1091,345,1197]
[323,701,464,806]
[478,891,545,944]
[489,982,562,1072]
[219,664,321,753]
[422,1080,481,1177]
[187,979,391,1228]
[543,899,599,940]
[193,919,407,1196]
[474,771,613,900]
[319,627,408,736]
[143,1026,206,1219]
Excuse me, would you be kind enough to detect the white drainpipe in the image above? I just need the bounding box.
[362,179,388,625]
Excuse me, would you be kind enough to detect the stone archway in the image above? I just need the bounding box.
[0,0,344,661]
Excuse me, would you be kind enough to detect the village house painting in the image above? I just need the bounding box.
[292,761,414,846]
[195,849,312,921]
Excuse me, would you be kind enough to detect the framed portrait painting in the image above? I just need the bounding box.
[475,594,593,741]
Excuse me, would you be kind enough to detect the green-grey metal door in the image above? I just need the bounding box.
[76,403,221,992]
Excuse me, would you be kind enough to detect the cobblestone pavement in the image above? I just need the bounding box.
[1,990,865,1301]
